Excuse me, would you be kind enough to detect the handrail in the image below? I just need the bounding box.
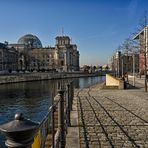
[38,95,60,128]
[0,80,74,148]
[33,81,74,148]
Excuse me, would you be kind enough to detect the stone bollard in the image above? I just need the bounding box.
[0,113,39,148]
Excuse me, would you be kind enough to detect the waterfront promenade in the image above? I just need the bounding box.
[66,77,148,148]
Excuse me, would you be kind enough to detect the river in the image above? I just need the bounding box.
[0,76,105,147]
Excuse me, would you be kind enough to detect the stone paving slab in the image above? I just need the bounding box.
[77,81,148,148]
[66,78,148,148]
[65,93,80,148]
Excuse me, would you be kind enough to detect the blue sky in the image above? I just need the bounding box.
[0,0,147,66]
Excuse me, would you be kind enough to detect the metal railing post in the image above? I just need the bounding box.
[58,90,65,148]
[51,94,55,148]
[69,82,72,111]
[67,84,71,126]
[70,81,74,111]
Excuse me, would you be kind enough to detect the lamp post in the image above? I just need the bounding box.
[121,56,124,77]
[133,53,135,86]
[144,26,147,92]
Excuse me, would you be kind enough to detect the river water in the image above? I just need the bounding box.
[0,76,105,147]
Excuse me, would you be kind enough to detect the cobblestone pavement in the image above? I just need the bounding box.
[76,85,148,148]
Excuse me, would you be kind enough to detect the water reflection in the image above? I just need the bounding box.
[0,80,56,124]
[74,76,105,88]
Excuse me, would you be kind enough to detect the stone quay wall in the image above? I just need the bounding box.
[105,74,124,89]
[0,72,102,84]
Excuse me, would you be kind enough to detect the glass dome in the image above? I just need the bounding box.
[18,34,42,48]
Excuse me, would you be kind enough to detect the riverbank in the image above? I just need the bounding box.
[0,72,105,84]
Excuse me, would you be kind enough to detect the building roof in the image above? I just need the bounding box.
[133,26,148,40]
[0,43,6,48]
[18,34,42,48]
[55,36,70,40]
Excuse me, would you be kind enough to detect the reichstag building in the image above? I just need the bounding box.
[0,34,79,73]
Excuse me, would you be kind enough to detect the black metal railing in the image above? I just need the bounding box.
[0,81,74,148]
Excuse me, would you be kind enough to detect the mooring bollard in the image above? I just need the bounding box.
[58,90,65,148]
[0,113,39,148]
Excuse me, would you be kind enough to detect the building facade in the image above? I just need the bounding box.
[4,34,79,72]
[54,36,79,72]
[0,43,18,73]
[110,51,139,77]
[28,36,79,72]
[134,26,148,74]
[28,47,56,71]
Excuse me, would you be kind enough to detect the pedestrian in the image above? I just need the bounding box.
[139,71,141,79]
[122,75,126,89]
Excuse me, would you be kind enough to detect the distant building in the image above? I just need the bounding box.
[17,34,42,49]
[8,43,27,52]
[134,26,148,74]
[7,34,80,72]
[28,36,79,72]
[54,36,79,72]
[110,51,139,76]
[8,34,42,52]
[28,47,56,71]
[0,43,18,73]
[139,52,145,74]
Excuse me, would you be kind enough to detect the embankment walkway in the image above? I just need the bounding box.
[66,77,148,148]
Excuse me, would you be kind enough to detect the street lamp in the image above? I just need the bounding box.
[144,26,147,92]
[121,55,124,77]
[133,53,135,86]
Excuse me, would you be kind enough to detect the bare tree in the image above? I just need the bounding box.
[114,38,139,85]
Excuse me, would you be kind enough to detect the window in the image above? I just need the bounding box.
[59,52,64,59]
[61,61,64,66]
